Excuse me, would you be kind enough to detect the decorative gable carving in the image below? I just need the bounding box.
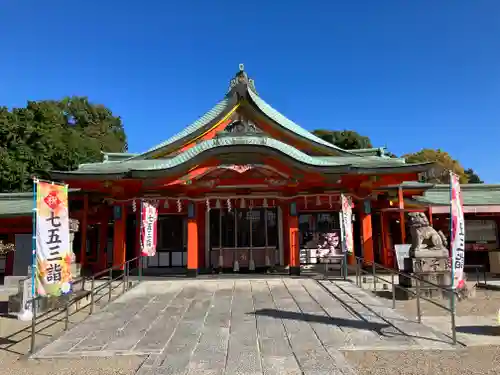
[218,113,265,137]
[224,118,263,134]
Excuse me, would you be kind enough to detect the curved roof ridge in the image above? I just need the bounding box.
[246,88,360,157]
[58,136,433,178]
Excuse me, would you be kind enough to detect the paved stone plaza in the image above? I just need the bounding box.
[33,278,460,374]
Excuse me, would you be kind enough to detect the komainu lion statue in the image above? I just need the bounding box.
[407,212,448,251]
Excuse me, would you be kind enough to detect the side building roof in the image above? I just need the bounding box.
[0,190,80,217]
[413,184,500,206]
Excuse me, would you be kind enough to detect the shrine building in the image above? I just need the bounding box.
[5,65,498,279]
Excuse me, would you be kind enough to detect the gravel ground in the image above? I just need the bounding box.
[0,281,132,374]
[344,346,500,375]
[346,286,500,374]
[388,288,500,317]
[1,356,145,375]
[3,280,500,374]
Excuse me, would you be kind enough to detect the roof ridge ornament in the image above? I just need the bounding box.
[228,63,258,95]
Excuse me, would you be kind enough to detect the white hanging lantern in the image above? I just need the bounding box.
[265,253,271,267]
[206,198,210,211]
[263,198,268,208]
[227,198,232,212]
[216,199,221,209]
[164,199,169,209]
[177,199,182,213]
[316,195,321,206]
[249,253,255,271]
[132,199,137,212]
[240,198,246,209]
[329,195,333,209]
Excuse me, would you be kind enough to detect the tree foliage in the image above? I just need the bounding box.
[312,128,483,183]
[312,130,373,150]
[403,149,468,184]
[465,168,483,184]
[0,97,127,193]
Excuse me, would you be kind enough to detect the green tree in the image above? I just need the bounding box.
[312,130,373,150]
[465,168,483,184]
[0,97,127,193]
[403,149,468,184]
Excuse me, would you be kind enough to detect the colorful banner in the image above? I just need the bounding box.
[340,194,353,254]
[141,200,159,256]
[35,181,72,297]
[450,172,465,289]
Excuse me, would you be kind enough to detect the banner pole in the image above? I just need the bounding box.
[449,171,455,287]
[31,178,37,303]
[449,170,456,301]
[139,200,143,277]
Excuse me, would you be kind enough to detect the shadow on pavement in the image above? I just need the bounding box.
[457,325,500,336]
[251,308,389,333]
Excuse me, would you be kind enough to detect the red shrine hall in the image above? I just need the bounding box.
[47,65,435,277]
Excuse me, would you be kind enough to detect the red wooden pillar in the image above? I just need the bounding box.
[99,211,109,272]
[196,202,206,269]
[288,202,300,276]
[282,203,290,266]
[80,194,88,270]
[113,204,126,270]
[360,210,374,265]
[135,203,141,268]
[380,212,388,266]
[428,206,433,226]
[382,212,394,268]
[398,187,406,243]
[187,202,198,277]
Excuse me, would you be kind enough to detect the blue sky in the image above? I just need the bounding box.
[1,1,499,182]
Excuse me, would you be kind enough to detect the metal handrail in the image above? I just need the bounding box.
[351,256,459,345]
[28,255,143,354]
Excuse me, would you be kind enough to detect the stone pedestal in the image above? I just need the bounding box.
[412,253,452,298]
[399,254,452,299]
[399,212,454,299]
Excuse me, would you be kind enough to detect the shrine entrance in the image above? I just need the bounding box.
[207,207,282,270]
[143,215,187,268]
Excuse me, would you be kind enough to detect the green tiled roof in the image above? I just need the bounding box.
[129,69,365,160]
[414,184,500,206]
[52,136,432,179]
[0,192,33,217]
[131,98,231,159]
[247,89,357,156]
[351,147,387,157]
[317,156,407,167]
[0,189,81,217]
[102,152,139,162]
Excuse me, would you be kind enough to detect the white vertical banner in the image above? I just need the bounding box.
[450,172,465,289]
[140,200,159,257]
[341,194,353,254]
